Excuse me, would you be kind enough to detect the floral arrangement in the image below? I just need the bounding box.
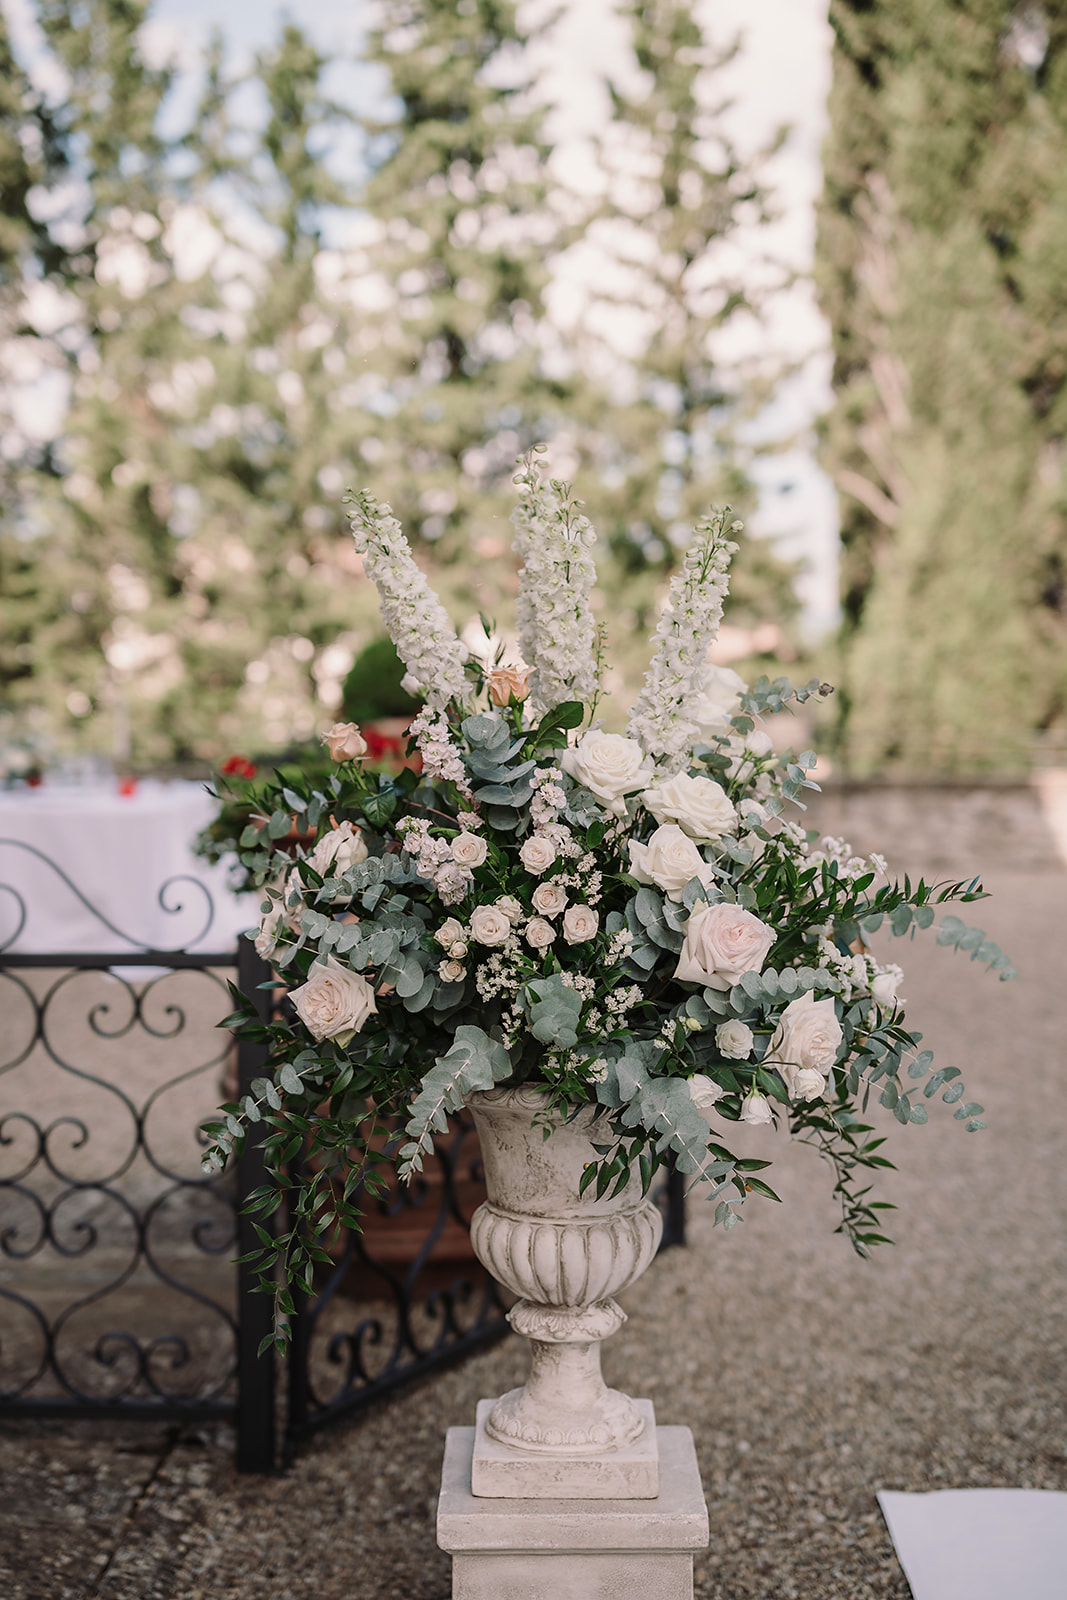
[206,455,1013,1336]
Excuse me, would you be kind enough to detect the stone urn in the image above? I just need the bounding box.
[466,1085,663,1497]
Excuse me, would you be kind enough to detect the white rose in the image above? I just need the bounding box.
[451,831,488,868]
[715,1020,753,1060]
[470,905,512,946]
[435,917,465,948]
[449,940,468,958]
[871,967,905,1009]
[308,821,368,879]
[532,882,568,917]
[560,730,656,817]
[744,730,774,758]
[674,902,776,991]
[495,895,524,924]
[762,991,843,1099]
[692,665,747,737]
[438,958,466,983]
[628,824,717,901]
[290,957,377,1046]
[792,1067,827,1102]
[563,904,599,944]
[642,772,736,844]
[519,836,557,875]
[525,916,556,950]
[740,1091,774,1126]
[688,1074,725,1124]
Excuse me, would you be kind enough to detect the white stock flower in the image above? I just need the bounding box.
[451,831,487,868]
[511,459,599,712]
[627,508,740,769]
[740,1091,774,1126]
[688,1074,725,1124]
[628,824,716,901]
[519,836,557,874]
[347,492,468,711]
[435,918,465,948]
[642,772,736,844]
[563,904,599,943]
[692,665,747,737]
[290,957,377,1046]
[715,1020,753,1060]
[525,916,556,949]
[561,729,655,817]
[308,821,368,879]
[674,902,776,991]
[762,991,843,1100]
[531,882,568,917]
[470,905,512,946]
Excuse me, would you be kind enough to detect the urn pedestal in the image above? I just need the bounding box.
[436,1087,709,1598]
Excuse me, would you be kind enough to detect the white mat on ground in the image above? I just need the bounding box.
[878,1489,1067,1600]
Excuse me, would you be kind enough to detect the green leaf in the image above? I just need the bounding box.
[267,809,292,839]
[399,1026,512,1178]
[526,974,584,1048]
[278,1063,303,1095]
[907,1050,934,1079]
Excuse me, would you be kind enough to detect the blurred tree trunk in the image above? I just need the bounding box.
[817,0,1067,774]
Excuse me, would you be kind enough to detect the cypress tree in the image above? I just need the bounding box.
[817,1,1067,772]
[571,0,799,637]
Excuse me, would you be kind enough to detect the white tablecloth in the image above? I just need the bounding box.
[0,780,258,955]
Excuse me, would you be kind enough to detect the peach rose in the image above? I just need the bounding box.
[322,722,367,762]
[487,665,530,706]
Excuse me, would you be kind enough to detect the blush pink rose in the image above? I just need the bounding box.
[674,902,776,991]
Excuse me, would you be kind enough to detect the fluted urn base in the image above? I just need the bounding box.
[486,1297,643,1453]
[465,1087,664,1498]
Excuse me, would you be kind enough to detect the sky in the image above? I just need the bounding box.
[8,0,840,634]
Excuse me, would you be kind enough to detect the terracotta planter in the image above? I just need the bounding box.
[466,1086,662,1458]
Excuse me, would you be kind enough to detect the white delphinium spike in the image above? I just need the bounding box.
[510,455,599,713]
[627,508,740,771]
[347,490,469,712]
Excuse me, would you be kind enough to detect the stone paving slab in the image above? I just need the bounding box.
[2,805,1064,1599]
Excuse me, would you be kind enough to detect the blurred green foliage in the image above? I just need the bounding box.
[817,0,1067,774]
[0,0,798,768]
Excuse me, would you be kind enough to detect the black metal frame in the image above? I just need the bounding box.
[0,843,684,1473]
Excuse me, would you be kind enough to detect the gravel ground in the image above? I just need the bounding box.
[2,795,1065,1599]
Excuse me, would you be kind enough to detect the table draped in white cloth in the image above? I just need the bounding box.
[0,780,258,954]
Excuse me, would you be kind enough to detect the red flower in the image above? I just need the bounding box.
[221,755,257,778]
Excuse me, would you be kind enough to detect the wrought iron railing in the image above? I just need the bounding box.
[0,843,684,1472]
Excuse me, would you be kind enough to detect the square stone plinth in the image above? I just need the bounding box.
[439,1423,709,1600]
[471,1397,660,1499]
